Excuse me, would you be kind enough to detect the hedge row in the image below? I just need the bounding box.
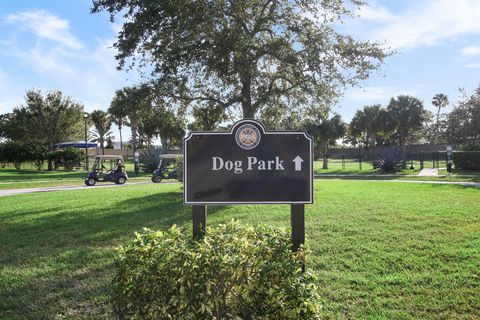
[453,151,480,170]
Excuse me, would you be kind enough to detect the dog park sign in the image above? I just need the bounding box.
[184,119,313,252]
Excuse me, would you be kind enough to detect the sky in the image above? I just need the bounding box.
[1,0,480,139]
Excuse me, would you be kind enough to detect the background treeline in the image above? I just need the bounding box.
[1,84,479,171]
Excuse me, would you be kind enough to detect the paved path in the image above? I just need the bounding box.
[0,181,154,197]
[418,168,439,176]
[1,177,478,197]
[382,180,480,187]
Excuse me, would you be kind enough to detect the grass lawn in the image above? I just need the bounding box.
[0,181,479,319]
[0,161,151,190]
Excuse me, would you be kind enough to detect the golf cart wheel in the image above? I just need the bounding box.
[152,175,162,183]
[85,178,96,186]
[116,177,126,185]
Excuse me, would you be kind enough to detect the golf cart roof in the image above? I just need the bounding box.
[95,155,123,160]
[159,154,181,159]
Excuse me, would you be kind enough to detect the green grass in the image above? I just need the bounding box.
[0,159,478,190]
[0,181,479,319]
[0,160,151,189]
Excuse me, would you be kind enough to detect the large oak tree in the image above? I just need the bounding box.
[92,0,387,119]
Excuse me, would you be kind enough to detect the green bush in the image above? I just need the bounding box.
[47,147,84,171]
[453,151,480,170]
[1,141,31,169]
[374,146,404,173]
[113,221,321,319]
[174,155,183,182]
[139,148,163,173]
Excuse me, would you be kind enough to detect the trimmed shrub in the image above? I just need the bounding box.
[113,221,321,320]
[453,151,480,170]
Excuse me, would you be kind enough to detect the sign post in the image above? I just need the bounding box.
[184,119,313,256]
[446,145,453,174]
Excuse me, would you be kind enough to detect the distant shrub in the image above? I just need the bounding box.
[47,147,84,171]
[113,221,321,320]
[453,151,480,170]
[139,148,163,173]
[1,141,32,169]
[374,146,404,173]
[173,155,183,182]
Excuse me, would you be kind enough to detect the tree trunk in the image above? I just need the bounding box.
[322,141,328,170]
[119,125,123,149]
[241,72,254,118]
[131,125,138,155]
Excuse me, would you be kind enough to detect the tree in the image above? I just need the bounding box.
[431,93,449,136]
[110,112,126,149]
[188,102,228,131]
[387,95,431,160]
[90,110,113,155]
[349,105,394,157]
[444,87,480,149]
[109,85,152,154]
[92,0,387,119]
[304,114,346,169]
[0,90,84,150]
[143,106,186,150]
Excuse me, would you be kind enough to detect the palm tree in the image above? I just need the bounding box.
[90,110,112,155]
[431,93,449,134]
[109,85,152,155]
[387,95,431,161]
[111,113,126,149]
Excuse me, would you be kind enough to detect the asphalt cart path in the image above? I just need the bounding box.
[1,178,478,198]
[0,181,165,197]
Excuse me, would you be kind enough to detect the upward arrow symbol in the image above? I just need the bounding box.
[292,156,304,171]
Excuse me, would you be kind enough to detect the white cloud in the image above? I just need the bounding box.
[464,63,480,68]
[0,68,24,113]
[5,10,82,49]
[357,4,394,22]
[347,86,415,103]
[460,45,480,57]
[356,0,480,51]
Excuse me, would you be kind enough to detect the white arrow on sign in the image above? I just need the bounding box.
[292,155,304,171]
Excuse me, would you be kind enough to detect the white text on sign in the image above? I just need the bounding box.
[212,156,285,174]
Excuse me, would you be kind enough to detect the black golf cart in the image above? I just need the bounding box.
[85,155,128,186]
[151,154,182,183]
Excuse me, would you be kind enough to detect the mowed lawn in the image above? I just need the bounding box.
[0,181,479,319]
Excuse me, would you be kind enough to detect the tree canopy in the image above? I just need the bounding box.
[90,110,113,154]
[387,95,431,158]
[444,86,480,149]
[92,0,387,119]
[0,90,84,149]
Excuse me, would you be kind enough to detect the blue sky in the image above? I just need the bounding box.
[1,0,480,136]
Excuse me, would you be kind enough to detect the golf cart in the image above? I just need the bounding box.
[85,155,128,186]
[152,154,182,183]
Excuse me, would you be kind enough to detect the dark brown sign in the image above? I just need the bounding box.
[184,119,313,205]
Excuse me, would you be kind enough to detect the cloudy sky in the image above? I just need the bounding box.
[1,0,480,129]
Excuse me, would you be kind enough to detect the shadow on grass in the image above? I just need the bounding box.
[1,191,231,319]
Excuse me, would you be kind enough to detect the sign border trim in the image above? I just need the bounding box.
[183,119,314,205]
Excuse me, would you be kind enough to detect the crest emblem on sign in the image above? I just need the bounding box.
[235,124,261,150]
